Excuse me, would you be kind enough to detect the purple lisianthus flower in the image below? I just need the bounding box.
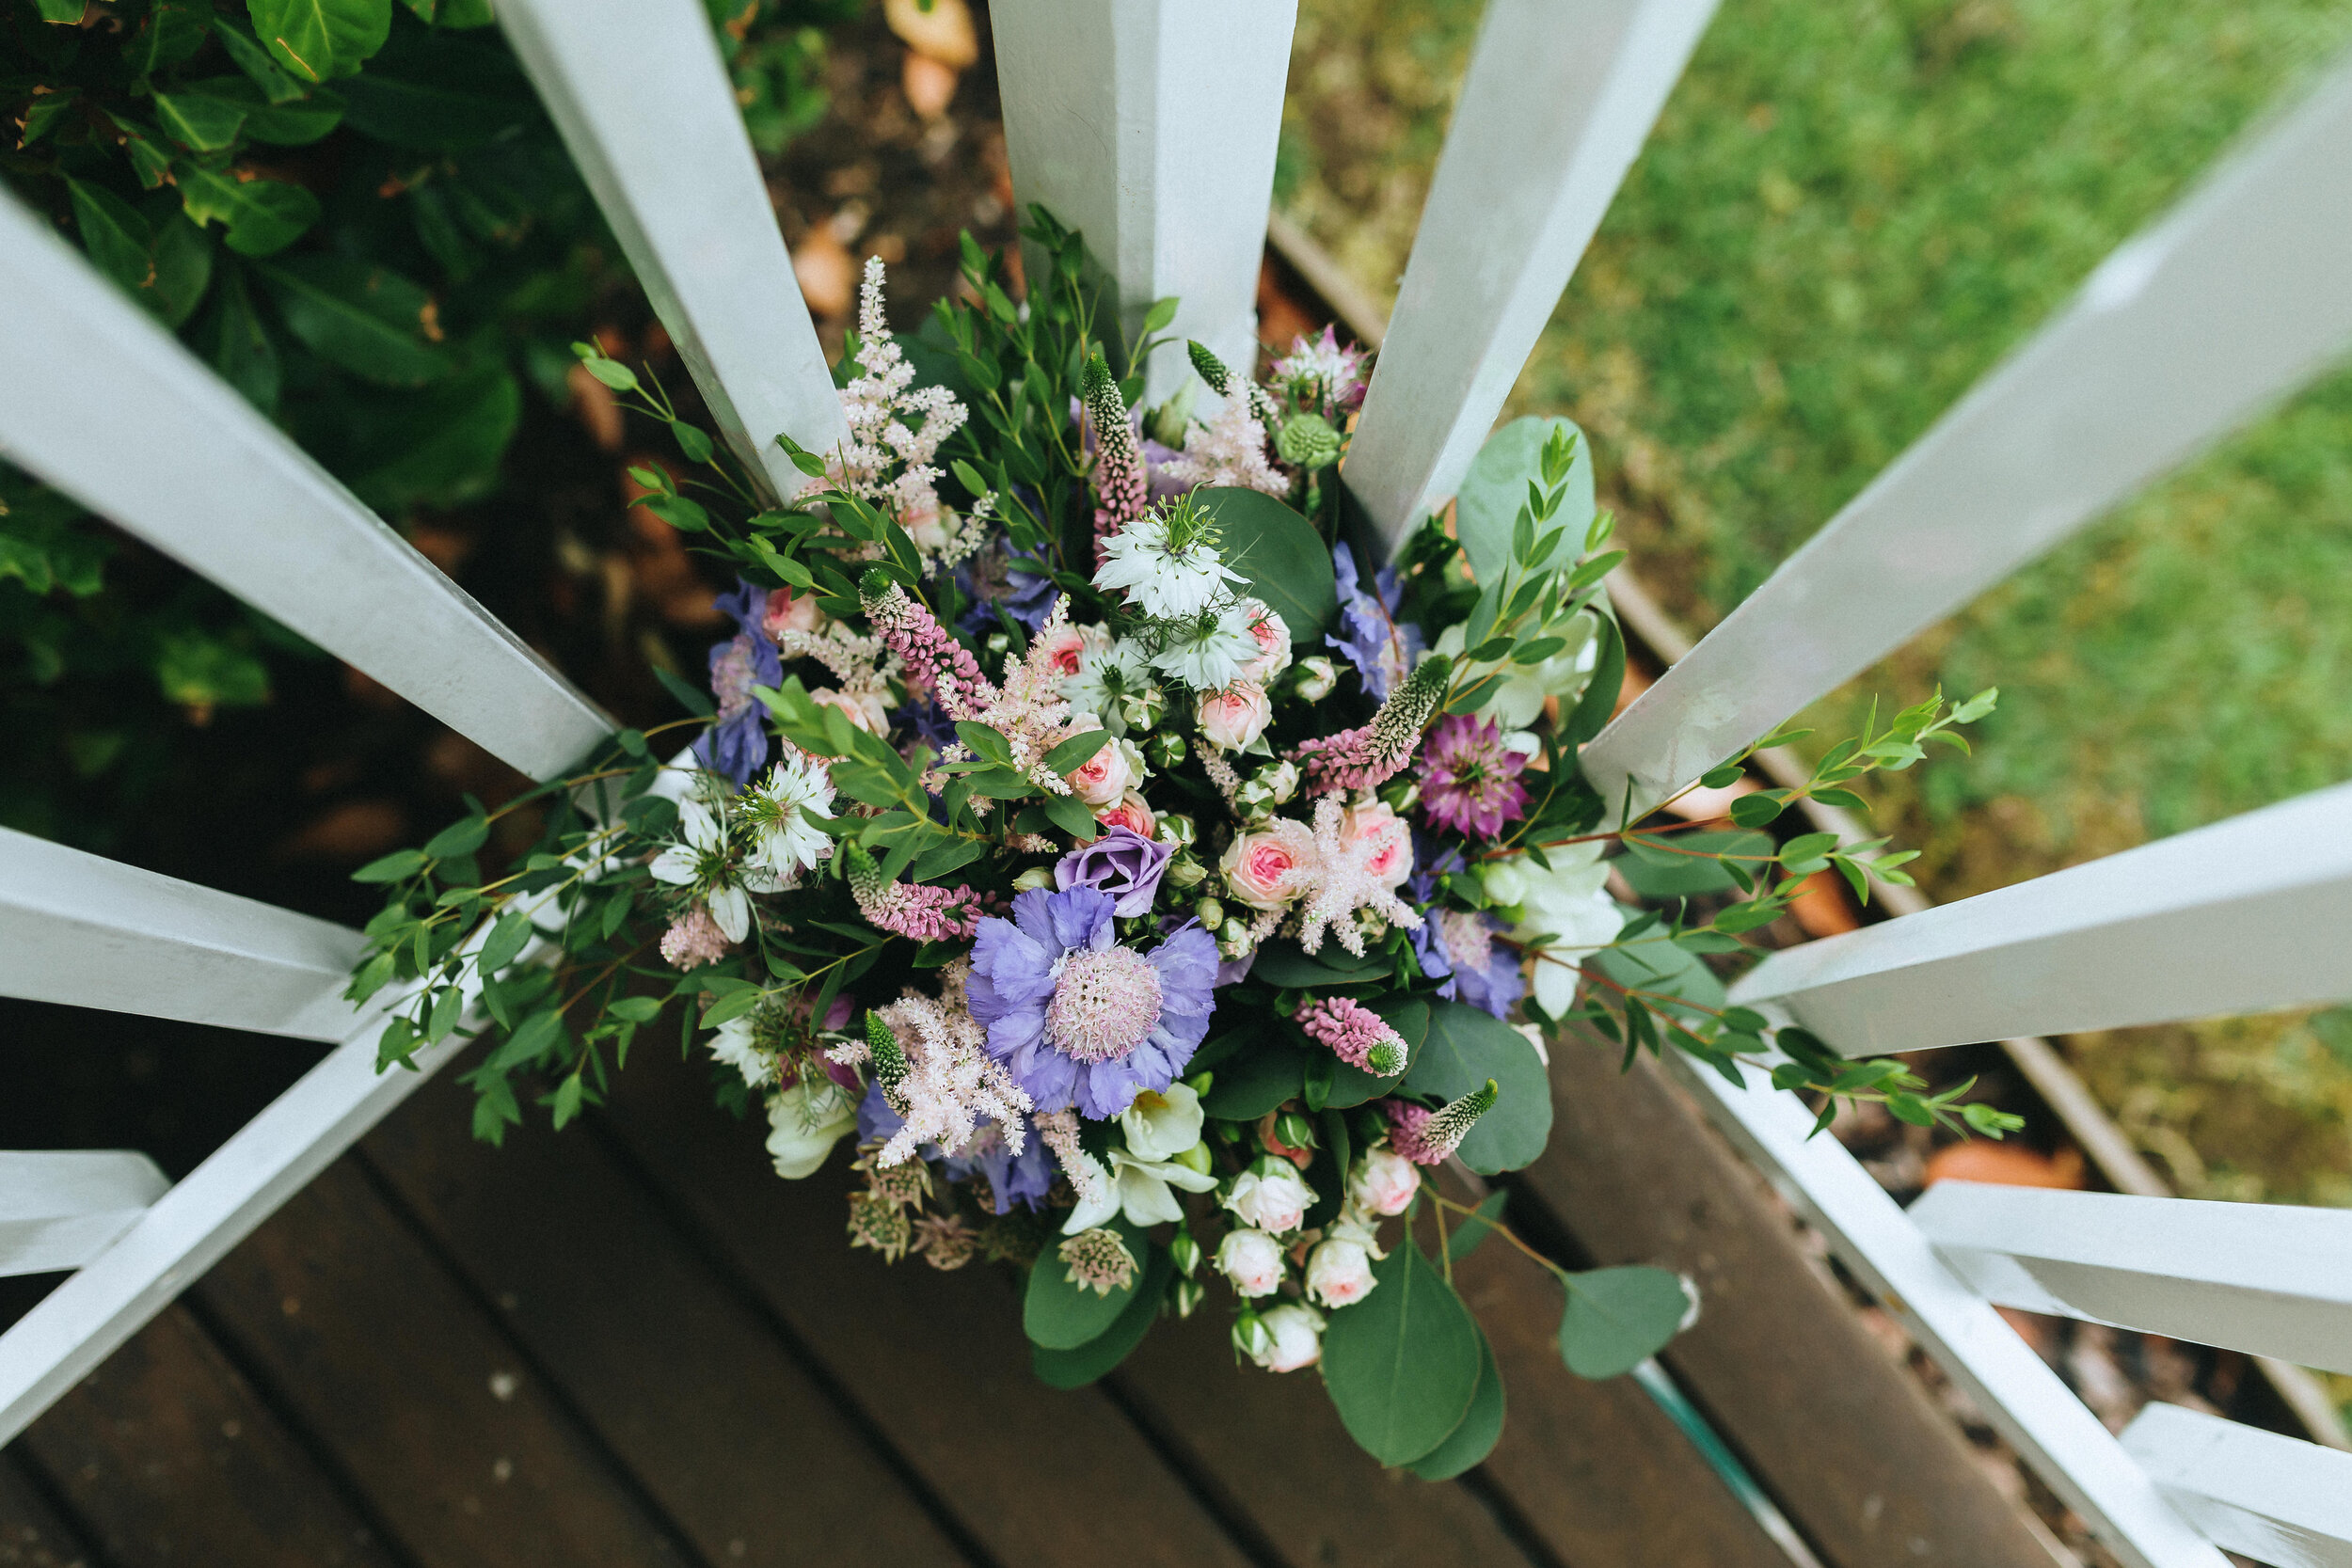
[855,1090,1051,1214]
[1055,825,1173,917]
[967,886,1218,1119]
[1327,541,1425,700]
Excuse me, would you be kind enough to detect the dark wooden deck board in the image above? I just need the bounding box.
[359,1066,973,1568]
[1518,1040,2054,1568]
[0,1456,94,1568]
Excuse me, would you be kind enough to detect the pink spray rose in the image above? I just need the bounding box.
[1219,818,1319,911]
[1196,680,1272,750]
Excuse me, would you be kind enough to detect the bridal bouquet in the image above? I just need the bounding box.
[348,210,2010,1473]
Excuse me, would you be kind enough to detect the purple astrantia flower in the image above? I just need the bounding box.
[1055,825,1173,917]
[1420,714,1533,837]
[967,886,1218,1119]
[1327,542,1424,701]
[856,1087,1052,1214]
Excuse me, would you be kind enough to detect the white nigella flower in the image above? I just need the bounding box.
[1151,603,1261,692]
[709,1011,776,1088]
[739,747,836,880]
[1093,508,1245,619]
[649,794,782,943]
[1485,841,1624,1016]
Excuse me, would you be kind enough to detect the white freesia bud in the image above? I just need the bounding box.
[1305,1236,1377,1307]
[1216,1227,1286,1298]
[1224,1162,1314,1235]
[1348,1147,1421,1217]
[1249,1303,1326,1372]
[764,1079,857,1180]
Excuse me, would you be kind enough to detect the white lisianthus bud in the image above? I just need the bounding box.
[1224,1162,1314,1234]
[1216,1227,1286,1298]
[1305,1236,1377,1307]
[1011,865,1055,893]
[1120,1083,1204,1162]
[1250,1303,1326,1372]
[1348,1147,1421,1217]
[1293,656,1338,703]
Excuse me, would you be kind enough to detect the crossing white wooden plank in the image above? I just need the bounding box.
[1343,0,1719,551]
[1581,53,2352,813]
[498,0,849,499]
[0,1024,465,1445]
[0,1153,170,1278]
[0,829,364,1040]
[0,192,612,784]
[1911,1183,2352,1376]
[2122,1404,2352,1568]
[992,0,1297,400]
[1668,1054,2231,1568]
[1727,783,2352,1054]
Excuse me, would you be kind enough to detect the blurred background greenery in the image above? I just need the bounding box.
[1279,0,2352,1258]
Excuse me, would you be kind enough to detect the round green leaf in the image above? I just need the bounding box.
[1401,1002,1552,1174]
[1023,1220,1145,1351]
[1192,487,1338,641]
[1032,1246,1171,1388]
[1408,1329,1504,1481]
[1558,1265,1693,1380]
[1248,941,1385,990]
[1454,416,1595,589]
[1200,1040,1307,1120]
[1322,1242,1484,1466]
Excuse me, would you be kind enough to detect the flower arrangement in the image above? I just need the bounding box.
[347,209,2011,1474]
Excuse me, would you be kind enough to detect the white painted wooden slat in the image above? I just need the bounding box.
[992,0,1298,400]
[1727,783,2352,1054]
[2122,1404,2352,1568]
[1581,53,2352,813]
[0,192,611,784]
[0,1153,169,1278]
[1668,1054,2231,1568]
[1343,0,1720,550]
[497,0,849,498]
[0,1025,464,1444]
[0,828,365,1040]
[1910,1183,2352,1376]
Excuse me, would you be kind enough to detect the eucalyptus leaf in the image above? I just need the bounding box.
[1023,1219,1145,1350]
[1322,1242,1484,1465]
[1558,1266,1692,1379]
[1200,1040,1307,1120]
[1192,487,1337,641]
[1613,830,1775,898]
[1401,1002,1552,1174]
[1455,417,1595,588]
[1407,1330,1504,1480]
[1032,1245,1171,1388]
[1249,942,1386,990]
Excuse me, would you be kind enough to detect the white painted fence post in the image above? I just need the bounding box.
[1343,0,1720,553]
[991,0,1298,401]
[2121,1404,2352,1568]
[0,1153,170,1278]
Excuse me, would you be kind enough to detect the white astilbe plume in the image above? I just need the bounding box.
[775,623,898,713]
[1158,388,1286,498]
[961,596,1085,795]
[833,964,1031,1169]
[1292,795,1425,958]
[1034,1108,1108,1207]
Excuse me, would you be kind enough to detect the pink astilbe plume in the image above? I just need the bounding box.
[1034,1108,1108,1207]
[1082,354,1148,566]
[1295,653,1452,796]
[961,596,1082,796]
[861,574,993,719]
[660,906,731,969]
[847,843,982,940]
[1292,796,1423,958]
[1295,996,1408,1076]
[1161,342,1284,498]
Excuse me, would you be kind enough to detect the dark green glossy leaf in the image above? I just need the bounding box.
[151,87,248,150]
[1322,1242,1483,1465]
[64,178,152,296]
[258,255,450,385]
[246,0,392,82]
[177,162,320,256]
[1401,1002,1551,1174]
[1194,486,1338,641]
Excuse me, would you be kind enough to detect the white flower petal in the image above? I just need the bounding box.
[649,846,700,886]
[708,884,752,943]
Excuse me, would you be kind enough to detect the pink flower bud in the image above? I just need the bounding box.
[1347,1147,1421,1216]
[1305,1237,1377,1307]
[1216,1228,1285,1298]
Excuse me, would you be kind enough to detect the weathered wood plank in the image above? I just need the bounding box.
[14,1304,398,1568]
[192,1162,690,1568]
[0,1454,96,1568]
[601,1042,1255,1568]
[1518,1039,2057,1568]
[360,1066,973,1568]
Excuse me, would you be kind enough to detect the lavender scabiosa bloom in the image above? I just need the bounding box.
[1420,714,1532,837]
[695,583,785,785]
[1326,542,1424,701]
[966,886,1218,1119]
[1438,907,1525,1020]
[1055,825,1173,917]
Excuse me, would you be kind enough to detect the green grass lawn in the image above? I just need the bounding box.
[1279,0,2352,1225]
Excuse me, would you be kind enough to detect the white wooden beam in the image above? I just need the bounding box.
[1728,783,2352,1054]
[0,1152,169,1278]
[1911,1183,2352,1376]
[0,828,364,1040]
[1669,1055,2232,1568]
[1343,0,1719,552]
[992,0,1298,400]
[1582,52,2352,812]
[498,0,850,497]
[2122,1404,2352,1568]
[0,192,612,784]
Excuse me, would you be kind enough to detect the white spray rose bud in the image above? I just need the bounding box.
[1216,1227,1286,1298]
[1224,1162,1314,1234]
[1305,1236,1378,1308]
[1249,1303,1326,1372]
[1294,656,1338,703]
[1347,1147,1422,1217]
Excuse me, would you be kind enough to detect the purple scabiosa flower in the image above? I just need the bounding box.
[1326,542,1423,701]
[694,579,783,786]
[966,886,1218,1120]
[1420,714,1532,837]
[1437,908,1524,1020]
